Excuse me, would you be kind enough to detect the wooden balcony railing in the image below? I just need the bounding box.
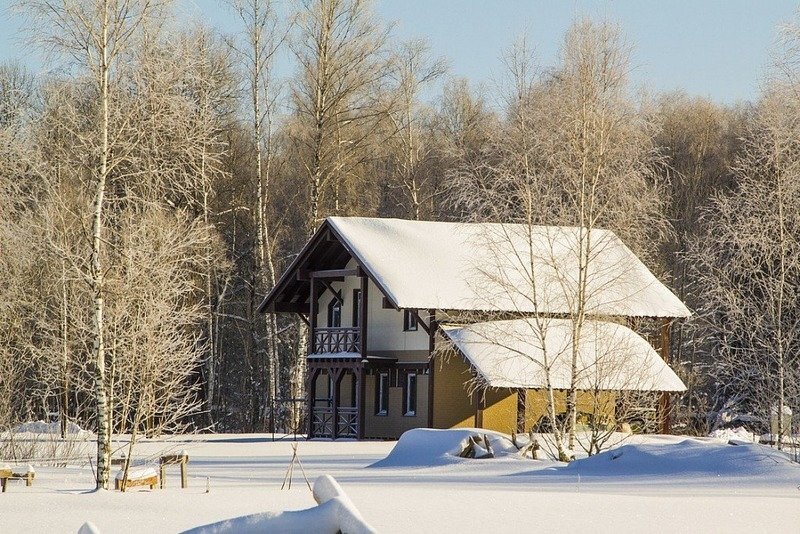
[313,327,361,354]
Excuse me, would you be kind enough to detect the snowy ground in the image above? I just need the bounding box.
[2,431,799,533]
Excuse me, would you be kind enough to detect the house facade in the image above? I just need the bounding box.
[259,217,690,440]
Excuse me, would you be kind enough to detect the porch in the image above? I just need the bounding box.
[306,353,396,439]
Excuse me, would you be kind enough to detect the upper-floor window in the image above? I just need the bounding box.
[328,297,342,328]
[403,309,418,332]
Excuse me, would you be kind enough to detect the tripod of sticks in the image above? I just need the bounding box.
[281,443,312,491]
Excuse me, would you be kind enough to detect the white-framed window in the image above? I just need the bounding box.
[327,297,342,327]
[403,309,418,331]
[375,372,389,416]
[404,372,417,416]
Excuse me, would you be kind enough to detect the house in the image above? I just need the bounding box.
[258,217,690,440]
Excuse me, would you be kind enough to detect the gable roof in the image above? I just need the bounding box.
[441,319,686,392]
[260,217,690,318]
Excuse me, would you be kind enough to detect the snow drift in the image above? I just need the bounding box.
[369,428,523,468]
[182,475,375,534]
[11,420,91,437]
[561,438,800,479]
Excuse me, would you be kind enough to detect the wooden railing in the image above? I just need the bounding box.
[311,406,358,438]
[313,327,361,354]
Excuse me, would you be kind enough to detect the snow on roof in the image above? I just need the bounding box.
[440,318,686,392]
[328,217,690,318]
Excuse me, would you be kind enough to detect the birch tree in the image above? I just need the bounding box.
[290,0,389,233]
[230,0,285,431]
[449,22,669,456]
[385,39,446,220]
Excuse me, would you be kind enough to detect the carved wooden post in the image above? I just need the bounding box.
[359,272,368,357]
[356,366,366,440]
[309,277,318,354]
[427,309,436,428]
[332,369,341,440]
[307,368,319,439]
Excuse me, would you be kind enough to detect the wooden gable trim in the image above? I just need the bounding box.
[258,222,337,314]
[260,218,402,316]
[326,222,401,310]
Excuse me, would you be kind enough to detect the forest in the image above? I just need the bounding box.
[0,0,797,467]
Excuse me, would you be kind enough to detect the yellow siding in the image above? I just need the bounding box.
[523,390,617,431]
[431,351,475,429]
[364,373,429,439]
[480,388,518,434]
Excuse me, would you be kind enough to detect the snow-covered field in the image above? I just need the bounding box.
[2,430,799,533]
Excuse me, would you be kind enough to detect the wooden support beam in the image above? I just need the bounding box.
[332,369,343,440]
[297,313,310,327]
[357,367,366,440]
[309,277,318,354]
[359,274,368,357]
[318,279,342,304]
[517,389,527,433]
[408,309,430,335]
[307,368,321,439]
[273,301,310,314]
[311,268,358,278]
[427,309,436,428]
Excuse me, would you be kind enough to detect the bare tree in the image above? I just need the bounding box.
[385,38,446,220]
[449,21,670,457]
[290,0,389,233]
[229,0,286,431]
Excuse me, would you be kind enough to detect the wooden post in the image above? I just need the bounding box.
[474,390,484,429]
[359,274,368,357]
[427,309,436,428]
[309,278,318,354]
[658,319,672,434]
[307,368,319,439]
[332,369,341,440]
[180,456,187,489]
[516,389,527,433]
[357,366,366,440]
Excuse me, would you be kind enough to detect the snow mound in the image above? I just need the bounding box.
[12,420,91,437]
[183,475,376,534]
[563,439,799,479]
[78,522,101,534]
[369,428,522,468]
[709,427,760,443]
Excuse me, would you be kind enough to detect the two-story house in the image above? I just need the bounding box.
[258,217,689,440]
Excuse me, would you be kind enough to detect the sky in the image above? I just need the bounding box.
[1,0,798,105]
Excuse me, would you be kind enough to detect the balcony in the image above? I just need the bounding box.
[312,327,361,354]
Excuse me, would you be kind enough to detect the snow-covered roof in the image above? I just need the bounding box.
[327,217,689,318]
[440,319,686,392]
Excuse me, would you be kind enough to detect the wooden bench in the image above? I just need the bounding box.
[0,468,34,492]
[115,473,158,491]
[159,453,189,489]
[115,465,159,491]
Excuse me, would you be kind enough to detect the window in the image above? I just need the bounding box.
[327,297,342,328]
[403,309,418,331]
[404,372,417,416]
[375,372,389,416]
[352,289,361,327]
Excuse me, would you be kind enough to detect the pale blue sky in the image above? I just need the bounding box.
[1,0,798,104]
